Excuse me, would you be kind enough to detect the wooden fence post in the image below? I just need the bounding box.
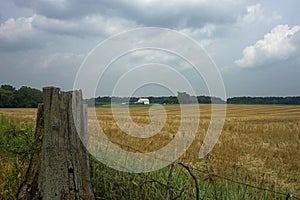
[18,87,95,200]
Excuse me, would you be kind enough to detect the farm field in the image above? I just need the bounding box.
[94,104,300,195]
[0,104,300,198]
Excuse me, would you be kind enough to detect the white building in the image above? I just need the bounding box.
[136,98,150,104]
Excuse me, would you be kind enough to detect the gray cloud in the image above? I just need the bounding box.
[0,16,41,51]
[0,0,300,96]
[0,49,84,90]
[0,0,32,23]
[32,14,138,37]
[12,0,247,28]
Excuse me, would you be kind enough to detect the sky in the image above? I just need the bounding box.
[0,0,300,97]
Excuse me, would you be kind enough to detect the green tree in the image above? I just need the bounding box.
[15,86,43,108]
[177,92,196,104]
[0,85,17,107]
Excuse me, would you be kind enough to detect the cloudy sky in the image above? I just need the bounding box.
[0,0,300,97]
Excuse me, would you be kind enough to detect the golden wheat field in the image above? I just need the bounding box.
[0,104,299,195]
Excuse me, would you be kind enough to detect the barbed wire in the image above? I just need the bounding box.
[2,113,297,199]
[166,162,199,200]
[93,135,300,200]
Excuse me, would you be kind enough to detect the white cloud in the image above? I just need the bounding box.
[0,16,39,50]
[179,24,216,47]
[0,17,33,36]
[0,14,138,51]
[242,4,264,24]
[180,24,216,38]
[239,3,282,25]
[33,14,137,37]
[235,24,300,68]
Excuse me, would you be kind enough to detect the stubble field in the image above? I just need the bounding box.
[0,104,299,198]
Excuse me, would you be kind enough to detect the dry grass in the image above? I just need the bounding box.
[0,108,37,126]
[0,113,35,199]
[0,104,299,196]
[209,105,300,195]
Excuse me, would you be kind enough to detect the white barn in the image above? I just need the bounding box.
[136,98,150,104]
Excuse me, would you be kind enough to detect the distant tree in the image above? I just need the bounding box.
[0,85,42,108]
[227,96,300,105]
[177,92,197,104]
[98,96,111,103]
[0,85,17,107]
[1,84,16,92]
[197,96,211,104]
[15,86,43,108]
[164,96,178,104]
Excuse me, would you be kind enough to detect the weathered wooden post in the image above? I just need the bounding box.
[18,87,95,200]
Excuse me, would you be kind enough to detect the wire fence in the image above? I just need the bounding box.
[1,112,299,199]
[89,136,300,200]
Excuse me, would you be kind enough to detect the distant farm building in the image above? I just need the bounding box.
[136,98,150,104]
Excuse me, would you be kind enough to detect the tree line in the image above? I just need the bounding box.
[1,85,300,108]
[0,85,42,108]
[227,96,300,105]
[85,92,225,106]
[89,92,300,106]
